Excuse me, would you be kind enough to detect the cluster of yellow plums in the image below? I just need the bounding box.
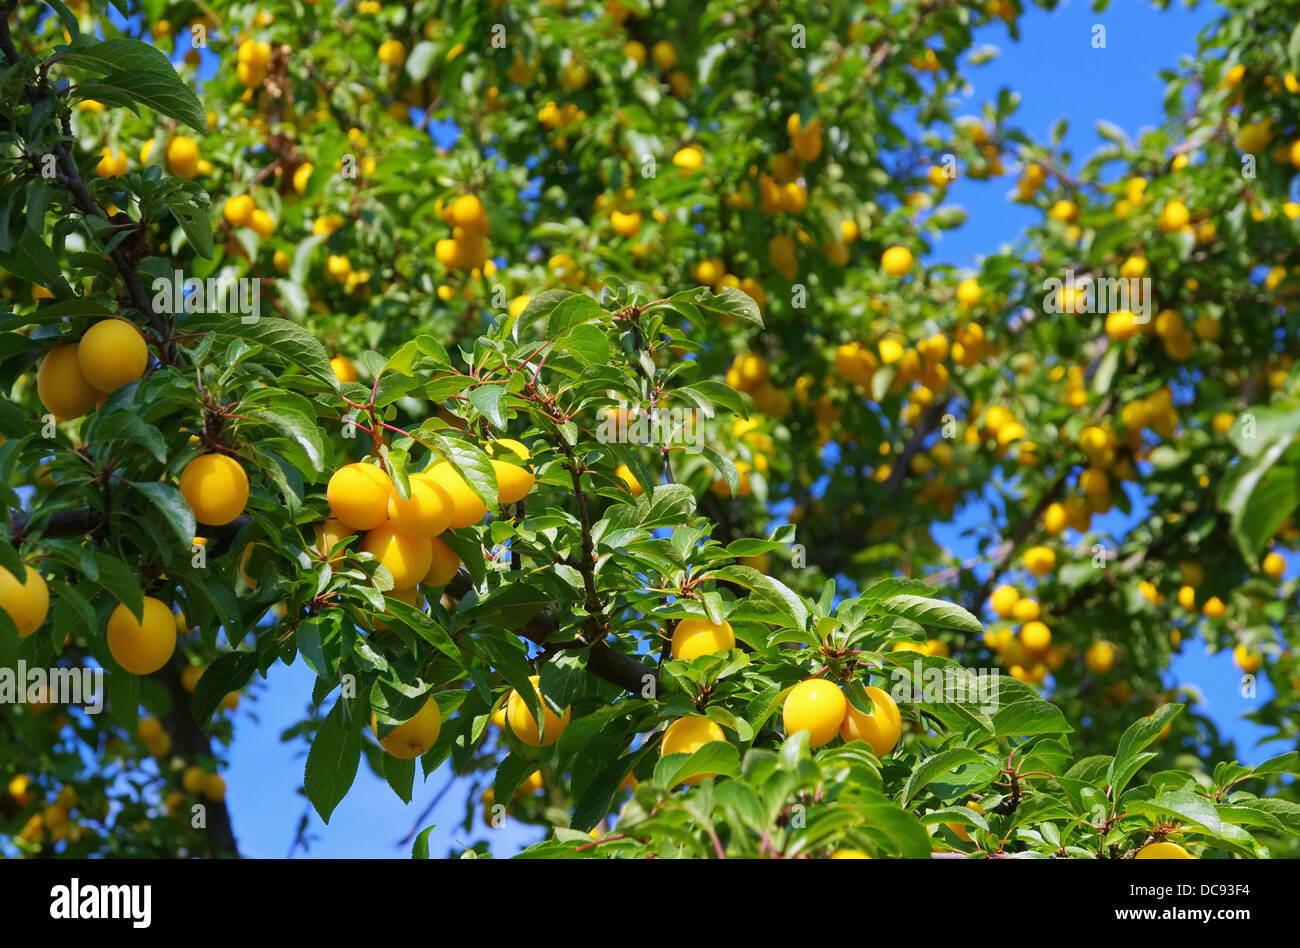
[0,549,182,679]
[35,319,149,420]
[0,564,236,696]
[4,410,252,673]
[9,779,82,846]
[670,615,903,758]
[433,193,492,272]
[138,715,229,810]
[319,438,533,600]
[985,585,1065,684]
[371,669,570,762]
[221,192,275,237]
[336,442,534,758]
[370,617,905,793]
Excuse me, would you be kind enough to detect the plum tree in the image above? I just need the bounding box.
[1,0,1297,863]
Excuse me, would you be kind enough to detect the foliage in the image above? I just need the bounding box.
[0,0,1297,859]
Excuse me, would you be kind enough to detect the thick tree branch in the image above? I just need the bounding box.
[10,508,252,558]
[444,567,657,696]
[968,351,1122,609]
[885,397,951,500]
[159,655,240,857]
[970,470,1069,609]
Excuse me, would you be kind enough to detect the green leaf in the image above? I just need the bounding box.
[856,793,934,858]
[0,229,71,296]
[43,0,80,38]
[1253,751,1300,777]
[240,389,327,474]
[861,576,936,600]
[492,754,536,810]
[4,296,114,327]
[304,696,362,824]
[553,324,611,365]
[63,39,206,130]
[91,552,144,622]
[654,740,740,789]
[1227,400,1300,458]
[412,825,436,858]
[131,482,196,547]
[517,289,578,329]
[572,744,654,833]
[543,293,603,337]
[1127,790,1222,837]
[106,668,140,733]
[383,597,461,662]
[869,594,983,634]
[191,650,258,731]
[708,565,809,630]
[180,314,338,389]
[168,198,214,259]
[900,748,985,804]
[383,753,415,804]
[91,410,168,463]
[468,384,508,430]
[669,286,763,328]
[595,483,696,547]
[1248,797,1300,835]
[1235,469,1299,565]
[1108,704,1183,795]
[991,696,1073,737]
[59,37,181,75]
[699,444,738,496]
[683,379,750,419]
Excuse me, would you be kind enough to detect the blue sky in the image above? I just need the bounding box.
[931,0,1217,265]
[212,1,1290,858]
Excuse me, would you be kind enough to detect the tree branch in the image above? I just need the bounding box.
[444,567,656,696]
[11,509,252,558]
[885,397,950,500]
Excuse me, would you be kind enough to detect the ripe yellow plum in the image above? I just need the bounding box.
[424,536,461,587]
[660,715,727,785]
[327,462,393,531]
[426,462,489,527]
[179,453,250,526]
[387,475,454,538]
[838,685,901,756]
[0,564,49,638]
[77,320,148,392]
[372,697,442,759]
[37,345,101,419]
[782,679,847,748]
[361,523,433,591]
[506,674,571,746]
[670,617,736,660]
[106,596,177,675]
[1135,841,1195,859]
